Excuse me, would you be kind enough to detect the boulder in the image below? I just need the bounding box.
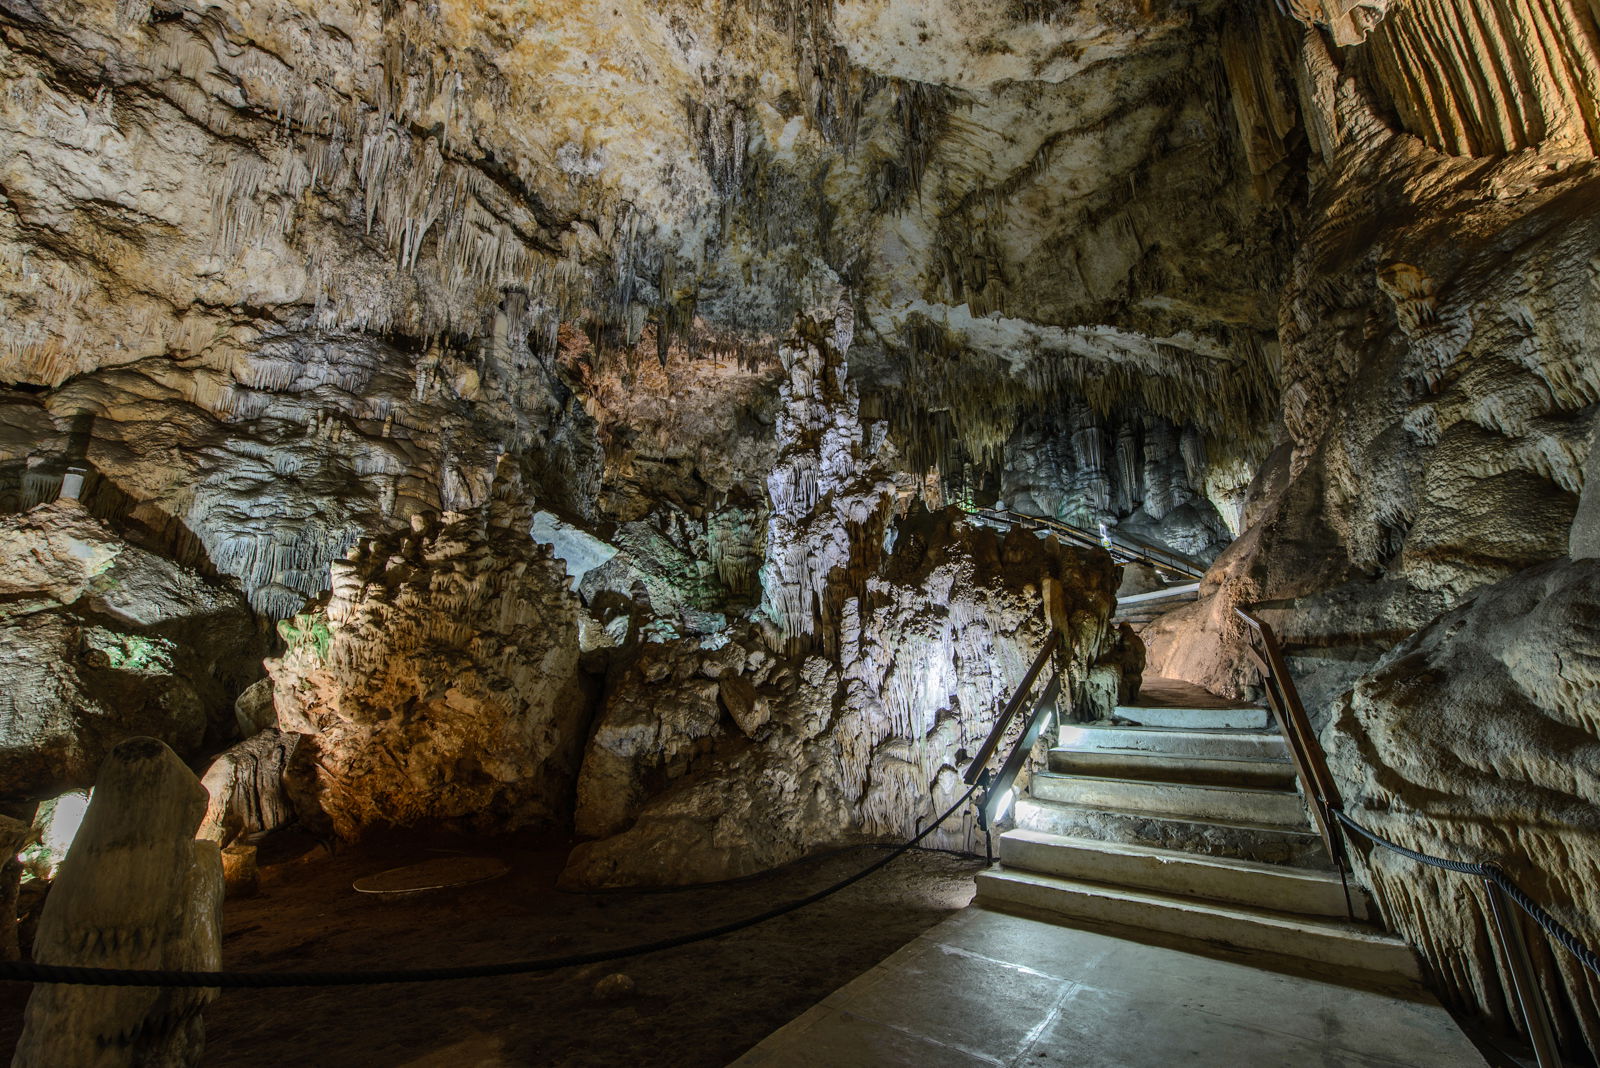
[0,502,262,801]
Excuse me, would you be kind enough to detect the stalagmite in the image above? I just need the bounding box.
[12,737,223,1068]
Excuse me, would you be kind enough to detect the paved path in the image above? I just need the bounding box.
[732,906,1487,1067]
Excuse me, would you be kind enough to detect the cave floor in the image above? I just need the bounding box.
[1131,675,1251,710]
[734,906,1489,1067]
[0,832,983,1066]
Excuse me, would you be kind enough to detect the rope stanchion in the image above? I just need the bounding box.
[0,783,981,989]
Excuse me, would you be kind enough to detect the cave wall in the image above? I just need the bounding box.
[1,0,1597,1054]
[563,313,1119,887]
[1144,2,1600,1055]
[1326,556,1600,1054]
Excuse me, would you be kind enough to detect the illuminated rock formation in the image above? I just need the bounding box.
[12,737,223,1068]
[564,505,1117,889]
[265,462,589,839]
[565,317,1118,887]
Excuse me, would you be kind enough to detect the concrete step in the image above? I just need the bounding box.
[1013,796,1332,869]
[998,829,1361,920]
[1056,724,1288,762]
[974,868,1418,983]
[1110,704,1272,729]
[1030,772,1308,827]
[1049,749,1294,788]
[1114,582,1201,606]
[1050,727,1293,787]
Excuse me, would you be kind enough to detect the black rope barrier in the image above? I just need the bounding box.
[0,783,981,989]
[1333,808,1600,981]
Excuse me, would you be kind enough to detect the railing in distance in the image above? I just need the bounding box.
[966,507,1208,581]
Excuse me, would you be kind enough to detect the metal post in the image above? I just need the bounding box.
[1483,876,1562,1068]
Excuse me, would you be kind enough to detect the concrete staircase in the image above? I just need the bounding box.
[975,690,1421,988]
[1113,580,1200,628]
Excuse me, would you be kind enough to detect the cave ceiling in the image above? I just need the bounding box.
[0,0,1287,514]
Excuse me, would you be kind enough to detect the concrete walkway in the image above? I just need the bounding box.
[732,907,1487,1067]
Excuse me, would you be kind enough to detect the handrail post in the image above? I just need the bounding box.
[1484,876,1562,1068]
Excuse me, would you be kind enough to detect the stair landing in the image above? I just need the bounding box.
[733,907,1487,1067]
[1131,676,1249,710]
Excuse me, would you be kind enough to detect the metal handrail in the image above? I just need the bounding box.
[980,672,1062,829]
[967,507,1208,580]
[1234,604,1587,1068]
[964,630,1061,785]
[1234,607,1346,872]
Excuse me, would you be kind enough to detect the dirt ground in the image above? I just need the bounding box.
[0,830,982,1066]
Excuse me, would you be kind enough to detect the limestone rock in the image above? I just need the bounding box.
[232,678,278,740]
[13,737,224,1068]
[719,675,770,738]
[0,502,262,801]
[266,467,592,838]
[593,973,636,1000]
[1325,557,1600,1053]
[197,729,299,847]
[565,505,1117,889]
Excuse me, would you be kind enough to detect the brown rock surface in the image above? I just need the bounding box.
[266,464,591,839]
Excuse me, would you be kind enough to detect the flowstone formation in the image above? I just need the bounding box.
[12,737,223,1068]
[1326,557,1600,1054]
[266,467,589,839]
[0,500,261,801]
[564,507,1117,889]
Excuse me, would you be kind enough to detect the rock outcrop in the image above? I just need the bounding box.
[565,316,1117,888]
[266,464,591,839]
[1146,6,1600,720]
[0,501,261,801]
[564,507,1117,889]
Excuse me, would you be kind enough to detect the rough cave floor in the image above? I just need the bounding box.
[736,907,1487,1067]
[0,833,981,1067]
